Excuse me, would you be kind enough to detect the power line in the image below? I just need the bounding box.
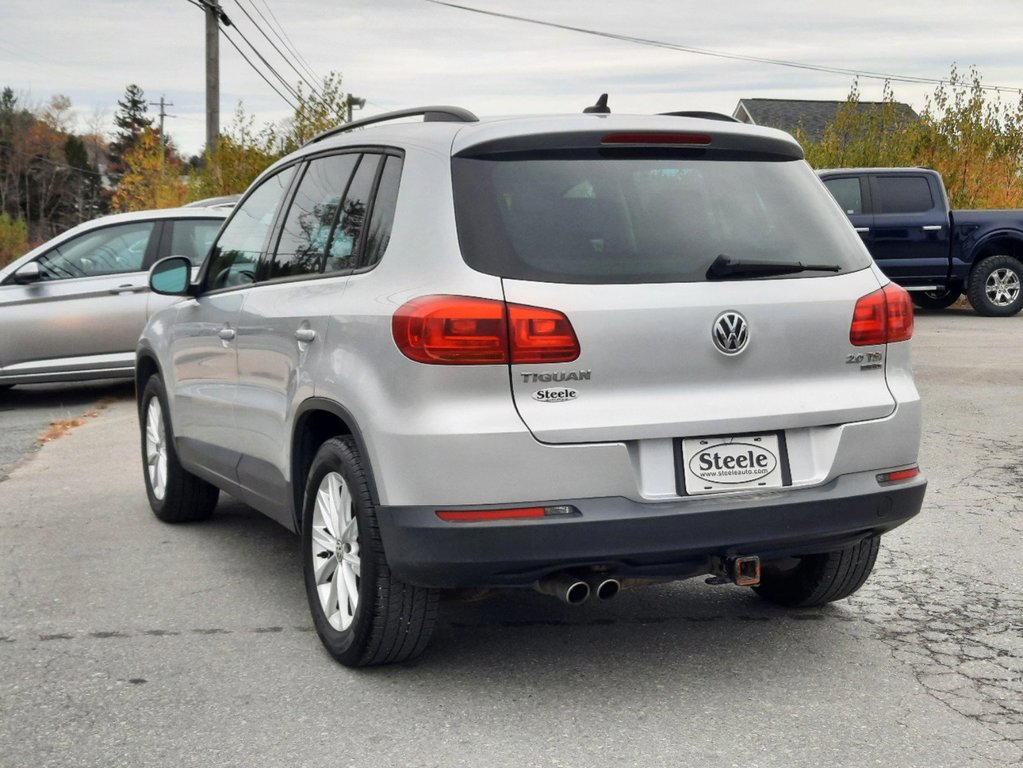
[220,25,299,109]
[223,19,303,102]
[185,0,300,113]
[231,0,323,97]
[250,0,322,86]
[425,1,1023,96]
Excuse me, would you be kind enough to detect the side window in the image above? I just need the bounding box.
[169,218,223,266]
[875,176,934,215]
[205,167,296,290]
[362,155,402,268]
[270,154,359,279]
[823,177,864,215]
[36,221,155,280]
[325,154,380,273]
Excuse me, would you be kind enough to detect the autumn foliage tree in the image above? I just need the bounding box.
[188,71,350,199]
[800,66,1023,209]
[111,128,187,212]
[0,87,104,249]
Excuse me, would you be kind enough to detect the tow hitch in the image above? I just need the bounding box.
[706,555,762,587]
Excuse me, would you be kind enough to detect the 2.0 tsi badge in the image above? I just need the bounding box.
[712,311,749,355]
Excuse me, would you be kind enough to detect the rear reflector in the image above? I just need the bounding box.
[877,467,920,484]
[393,295,580,364]
[436,507,546,522]
[436,506,579,522]
[601,132,711,147]
[850,283,915,346]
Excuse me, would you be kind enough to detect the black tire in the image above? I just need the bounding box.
[752,536,880,608]
[910,287,961,310]
[302,437,438,667]
[139,375,218,523]
[967,254,1023,317]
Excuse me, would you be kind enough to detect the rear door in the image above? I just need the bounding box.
[0,219,156,379]
[868,172,951,285]
[453,141,894,447]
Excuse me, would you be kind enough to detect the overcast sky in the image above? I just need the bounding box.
[5,0,1023,157]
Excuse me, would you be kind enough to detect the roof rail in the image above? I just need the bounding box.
[303,106,479,147]
[660,111,740,123]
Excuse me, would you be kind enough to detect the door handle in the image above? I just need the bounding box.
[218,328,236,341]
[853,227,870,234]
[921,225,943,232]
[108,284,136,294]
[295,328,317,343]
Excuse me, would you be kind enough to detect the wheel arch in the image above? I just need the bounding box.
[135,352,162,415]
[968,233,1023,283]
[291,399,380,533]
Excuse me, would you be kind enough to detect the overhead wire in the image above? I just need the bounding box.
[220,25,299,109]
[425,0,1023,96]
[232,0,323,97]
[252,0,322,86]
[185,0,300,109]
[222,19,304,102]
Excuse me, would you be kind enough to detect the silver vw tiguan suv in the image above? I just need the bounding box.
[137,102,926,666]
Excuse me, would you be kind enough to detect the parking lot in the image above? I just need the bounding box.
[1,307,1021,768]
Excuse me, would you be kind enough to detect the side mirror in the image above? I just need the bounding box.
[13,261,41,284]
[149,256,192,296]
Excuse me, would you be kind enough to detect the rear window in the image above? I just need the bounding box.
[875,176,934,214]
[453,153,870,284]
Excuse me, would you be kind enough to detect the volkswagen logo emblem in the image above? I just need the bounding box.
[712,311,749,355]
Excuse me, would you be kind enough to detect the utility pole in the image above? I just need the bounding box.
[149,96,175,145]
[205,0,220,153]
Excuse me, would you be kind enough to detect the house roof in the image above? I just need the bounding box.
[732,98,920,142]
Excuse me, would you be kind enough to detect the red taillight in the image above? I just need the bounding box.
[392,296,580,365]
[601,132,711,146]
[850,283,915,346]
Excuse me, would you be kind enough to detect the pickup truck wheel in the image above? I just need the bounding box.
[967,255,1023,316]
[302,436,438,667]
[911,287,961,310]
[140,375,219,523]
[752,536,880,608]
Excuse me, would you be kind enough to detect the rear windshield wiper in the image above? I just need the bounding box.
[706,254,843,280]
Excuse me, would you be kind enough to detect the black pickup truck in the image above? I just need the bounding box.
[818,167,1023,316]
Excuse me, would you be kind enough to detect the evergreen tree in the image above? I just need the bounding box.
[108,84,152,175]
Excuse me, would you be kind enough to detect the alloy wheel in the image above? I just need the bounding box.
[985,267,1021,307]
[310,472,361,631]
[144,398,168,501]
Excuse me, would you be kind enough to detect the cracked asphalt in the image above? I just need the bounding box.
[0,308,1020,767]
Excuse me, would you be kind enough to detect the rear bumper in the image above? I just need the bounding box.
[376,470,926,588]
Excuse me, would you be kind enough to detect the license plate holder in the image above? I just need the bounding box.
[679,433,786,496]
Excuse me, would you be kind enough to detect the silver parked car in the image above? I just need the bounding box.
[137,103,926,667]
[0,206,227,387]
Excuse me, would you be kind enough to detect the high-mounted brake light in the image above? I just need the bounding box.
[850,283,914,346]
[601,132,711,147]
[392,295,580,365]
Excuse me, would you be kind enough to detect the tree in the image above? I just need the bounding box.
[111,127,186,212]
[280,71,348,151]
[188,103,279,199]
[799,67,1023,210]
[0,211,28,267]
[108,84,152,175]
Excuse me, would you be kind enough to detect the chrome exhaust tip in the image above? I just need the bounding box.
[593,577,621,601]
[534,574,591,605]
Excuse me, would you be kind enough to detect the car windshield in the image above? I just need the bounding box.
[452,152,870,284]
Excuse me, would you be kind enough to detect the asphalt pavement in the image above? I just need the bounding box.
[0,308,1021,768]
